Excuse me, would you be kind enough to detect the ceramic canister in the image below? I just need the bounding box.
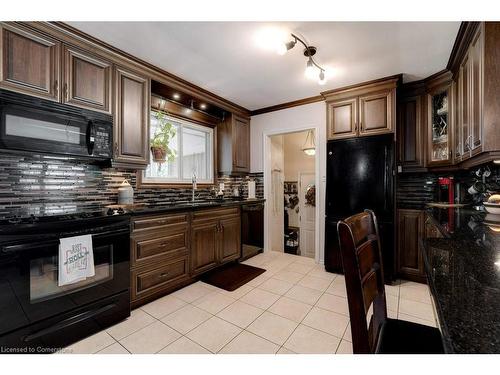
[118,180,134,205]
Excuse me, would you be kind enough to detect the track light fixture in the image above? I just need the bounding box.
[278,33,327,85]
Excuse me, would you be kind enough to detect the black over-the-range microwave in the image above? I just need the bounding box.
[0,89,113,161]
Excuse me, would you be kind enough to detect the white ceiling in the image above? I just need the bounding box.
[68,22,460,111]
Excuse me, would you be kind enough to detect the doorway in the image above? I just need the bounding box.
[265,129,317,259]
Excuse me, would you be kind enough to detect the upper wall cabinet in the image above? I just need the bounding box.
[359,90,394,136]
[326,98,357,140]
[113,66,150,168]
[218,114,250,174]
[426,73,453,167]
[456,25,483,163]
[323,76,398,141]
[397,93,425,171]
[62,45,112,114]
[0,24,60,101]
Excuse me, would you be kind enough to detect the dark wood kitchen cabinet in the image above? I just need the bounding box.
[358,89,394,136]
[455,24,483,163]
[62,45,112,113]
[219,216,242,262]
[326,98,357,140]
[191,220,219,275]
[130,212,191,307]
[426,73,454,167]
[0,23,60,101]
[218,114,250,174]
[191,207,241,276]
[396,209,426,283]
[324,75,398,140]
[397,95,425,171]
[113,66,150,168]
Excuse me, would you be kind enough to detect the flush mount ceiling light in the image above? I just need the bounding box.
[302,130,316,156]
[279,33,327,86]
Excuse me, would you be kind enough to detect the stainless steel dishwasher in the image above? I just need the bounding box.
[240,202,264,261]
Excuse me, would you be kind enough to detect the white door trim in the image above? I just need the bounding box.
[262,126,321,264]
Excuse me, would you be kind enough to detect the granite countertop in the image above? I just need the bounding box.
[127,198,265,216]
[422,206,500,353]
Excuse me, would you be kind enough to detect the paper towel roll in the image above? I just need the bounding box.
[247,180,256,199]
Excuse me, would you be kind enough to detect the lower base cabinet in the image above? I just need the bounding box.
[130,206,242,307]
[396,209,426,283]
[191,207,241,276]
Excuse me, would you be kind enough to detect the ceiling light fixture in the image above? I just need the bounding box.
[200,103,207,110]
[173,93,180,100]
[185,99,194,114]
[279,33,327,86]
[302,130,316,156]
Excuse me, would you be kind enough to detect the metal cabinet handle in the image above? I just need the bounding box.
[220,224,224,232]
[160,272,169,278]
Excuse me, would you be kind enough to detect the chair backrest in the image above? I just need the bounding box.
[337,209,387,354]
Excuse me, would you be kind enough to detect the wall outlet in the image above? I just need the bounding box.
[219,182,225,190]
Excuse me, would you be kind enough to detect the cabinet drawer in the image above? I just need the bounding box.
[132,213,188,231]
[133,230,189,267]
[131,256,189,301]
[192,207,240,222]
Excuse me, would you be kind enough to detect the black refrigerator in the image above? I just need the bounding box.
[324,134,395,282]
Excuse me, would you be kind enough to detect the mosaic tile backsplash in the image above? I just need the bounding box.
[397,163,500,209]
[0,152,263,218]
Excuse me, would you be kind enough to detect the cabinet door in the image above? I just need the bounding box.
[398,96,424,169]
[327,98,357,140]
[114,67,149,167]
[469,27,483,155]
[232,115,250,172]
[0,24,60,101]
[63,45,112,113]
[451,80,462,162]
[427,86,453,166]
[359,89,394,136]
[219,216,241,263]
[396,209,425,282]
[459,55,471,160]
[191,221,219,275]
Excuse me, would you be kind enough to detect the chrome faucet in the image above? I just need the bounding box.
[191,172,197,202]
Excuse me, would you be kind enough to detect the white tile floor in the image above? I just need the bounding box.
[61,251,437,354]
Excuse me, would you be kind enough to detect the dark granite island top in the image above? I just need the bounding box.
[422,207,500,353]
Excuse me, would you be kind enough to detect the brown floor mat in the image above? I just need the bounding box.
[200,262,266,291]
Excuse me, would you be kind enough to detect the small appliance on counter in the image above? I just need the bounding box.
[437,177,454,204]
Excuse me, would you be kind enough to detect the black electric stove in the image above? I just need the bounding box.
[0,208,131,353]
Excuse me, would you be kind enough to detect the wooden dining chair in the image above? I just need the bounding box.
[337,209,444,354]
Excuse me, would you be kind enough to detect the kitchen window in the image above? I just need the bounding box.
[143,111,214,185]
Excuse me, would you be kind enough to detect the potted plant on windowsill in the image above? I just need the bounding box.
[150,111,176,163]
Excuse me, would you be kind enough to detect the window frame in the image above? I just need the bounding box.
[138,110,216,188]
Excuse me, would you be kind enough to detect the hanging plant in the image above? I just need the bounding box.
[150,110,177,163]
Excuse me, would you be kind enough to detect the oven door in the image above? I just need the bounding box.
[0,104,94,158]
[0,228,129,338]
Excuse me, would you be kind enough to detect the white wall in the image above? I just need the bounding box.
[283,130,315,181]
[269,134,284,253]
[251,101,327,263]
